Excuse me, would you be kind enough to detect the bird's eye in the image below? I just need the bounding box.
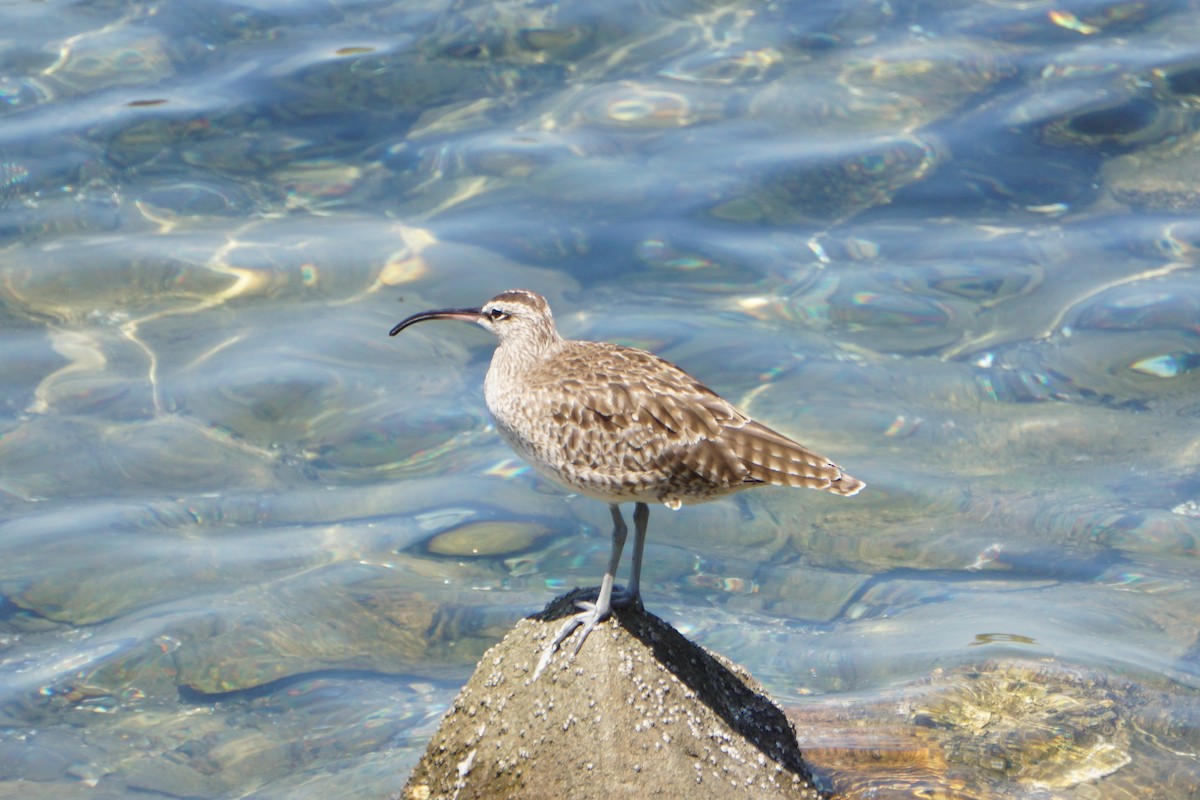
[488,308,509,321]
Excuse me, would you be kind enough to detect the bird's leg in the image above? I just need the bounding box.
[535,505,627,677]
[560,504,627,647]
[611,502,647,611]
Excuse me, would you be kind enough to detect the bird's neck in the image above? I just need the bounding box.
[486,330,563,399]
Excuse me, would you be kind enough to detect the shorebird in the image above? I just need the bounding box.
[390,289,864,669]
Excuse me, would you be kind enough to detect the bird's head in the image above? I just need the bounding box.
[389,289,561,352]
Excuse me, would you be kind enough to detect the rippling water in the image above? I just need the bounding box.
[2,0,1199,797]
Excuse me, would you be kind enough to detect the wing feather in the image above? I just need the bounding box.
[525,341,863,499]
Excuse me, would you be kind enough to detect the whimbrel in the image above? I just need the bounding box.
[390,289,863,669]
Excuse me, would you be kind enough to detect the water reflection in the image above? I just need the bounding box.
[1,0,1200,797]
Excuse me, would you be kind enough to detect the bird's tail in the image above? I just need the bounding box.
[732,421,865,496]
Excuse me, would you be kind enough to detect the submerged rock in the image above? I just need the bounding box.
[401,591,826,799]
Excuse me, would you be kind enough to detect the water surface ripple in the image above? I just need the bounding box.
[1,0,1199,796]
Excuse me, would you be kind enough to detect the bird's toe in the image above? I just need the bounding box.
[610,585,642,610]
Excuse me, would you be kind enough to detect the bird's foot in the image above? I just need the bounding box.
[556,599,607,653]
[610,584,643,611]
[532,598,611,680]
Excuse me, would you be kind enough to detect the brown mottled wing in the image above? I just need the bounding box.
[526,341,863,497]
[523,342,745,485]
[726,419,865,496]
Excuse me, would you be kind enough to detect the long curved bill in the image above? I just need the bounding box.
[389,307,482,336]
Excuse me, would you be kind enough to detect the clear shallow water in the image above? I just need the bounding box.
[1,0,1199,796]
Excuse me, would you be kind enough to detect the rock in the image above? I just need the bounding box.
[400,590,826,799]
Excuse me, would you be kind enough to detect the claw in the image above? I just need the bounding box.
[534,601,609,679]
[566,603,605,653]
